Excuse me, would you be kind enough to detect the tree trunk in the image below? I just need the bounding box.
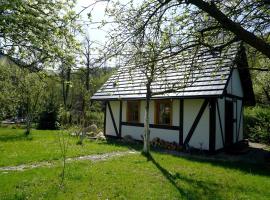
[188,0,270,59]
[26,114,31,135]
[143,85,151,154]
[60,66,71,110]
[25,97,31,135]
[61,69,67,109]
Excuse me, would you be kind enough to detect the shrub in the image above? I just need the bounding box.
[37,103,59,130]
[244,106,270,144]
[85,111,104,129]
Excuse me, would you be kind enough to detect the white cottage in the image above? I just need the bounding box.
[92,45,255,153]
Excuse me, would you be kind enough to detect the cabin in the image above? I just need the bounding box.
[91,44,255,153]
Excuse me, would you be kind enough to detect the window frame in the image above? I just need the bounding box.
[126,100,140,123]
[155,100,173,126]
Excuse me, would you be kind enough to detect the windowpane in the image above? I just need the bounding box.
[127,101,140,122]
[156,100,172,125]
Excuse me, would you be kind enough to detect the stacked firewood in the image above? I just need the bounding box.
[150,137,183,151]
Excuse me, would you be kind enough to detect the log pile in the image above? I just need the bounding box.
[150,137,183,151]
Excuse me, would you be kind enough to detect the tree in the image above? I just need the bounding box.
[0,56,20,119]
[94,0,270,153]
[0,0,80,71]
[102,7,199,154]
[103,0,269,63]
[0,56,46,134]
[17,71,47,135]
[248,47,270,104]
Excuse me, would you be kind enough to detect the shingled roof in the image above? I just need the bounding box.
[92,44,254,104]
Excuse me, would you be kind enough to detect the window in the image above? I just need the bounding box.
[155,100,172,125]
[127,101,140,123]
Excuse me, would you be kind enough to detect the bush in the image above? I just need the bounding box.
[37,103,59,130]
[85,111,104,129]
[244,106,270,144]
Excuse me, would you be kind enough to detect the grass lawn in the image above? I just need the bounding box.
[0,127,130,167]
[0,127,270,199]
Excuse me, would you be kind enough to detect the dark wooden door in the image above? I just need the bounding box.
[225,100,234,147]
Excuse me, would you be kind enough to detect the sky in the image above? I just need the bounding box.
[75,0,109,50]
[74,0,141,67]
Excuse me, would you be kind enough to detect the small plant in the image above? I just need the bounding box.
[57,130,69,188]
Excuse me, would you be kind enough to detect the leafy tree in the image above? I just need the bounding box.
[0,56,20,119]
[103,0,269,64]
[0,55,47,134]
[0,0,80,70]
[93,0,270,153]
[17,71,47,135]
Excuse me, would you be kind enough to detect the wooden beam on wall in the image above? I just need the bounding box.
[103,101,107,136]
[184,99,209,146]
[216,100,225,147]
[179,99,184,145]
[119,100,122,138]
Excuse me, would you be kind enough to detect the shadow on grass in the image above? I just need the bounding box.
[104,138,270,177]
[179,154,270,177]
[0,132,30,142]
[145,153,224,200]
[104,138,143,151]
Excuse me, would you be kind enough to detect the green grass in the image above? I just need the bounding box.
[0,127,270,199]
[0,127,130,166]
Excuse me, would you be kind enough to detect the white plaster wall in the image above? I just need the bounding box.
[149,128,179,142]
[116,99,210,150]
[122,126,179,142]
[105,101,120,136]
[122,125,144,140]
[183,99,209,150]
[226,69,244,97]
[215,97,225,150]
